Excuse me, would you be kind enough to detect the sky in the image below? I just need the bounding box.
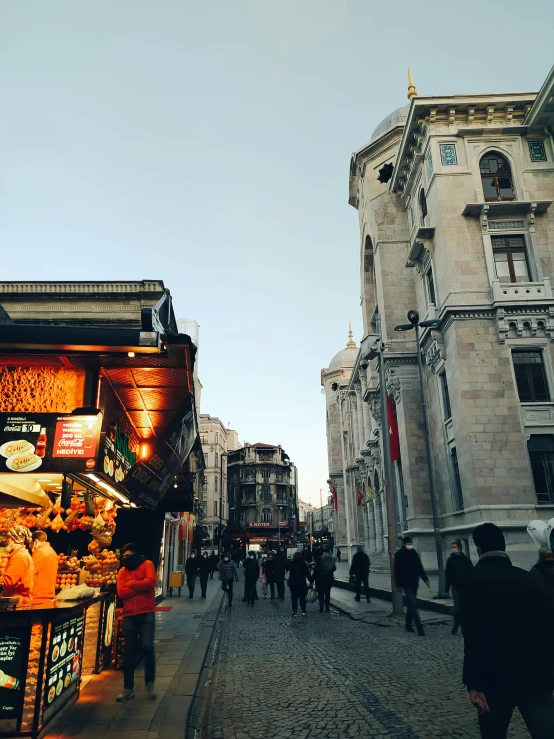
[1,1,553,505]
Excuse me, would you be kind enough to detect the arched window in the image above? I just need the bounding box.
[480,151,515,202]
[262,508,272,523]
[419,188,428,225]
[373,471,379,494]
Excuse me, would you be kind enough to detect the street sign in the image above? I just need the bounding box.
[278,521,287,527]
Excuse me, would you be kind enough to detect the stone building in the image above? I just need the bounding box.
[227,443,298,549]
[341,67,554,571]
[198,414,241,542]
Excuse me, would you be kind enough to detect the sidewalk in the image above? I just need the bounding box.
[333,560,454,615]
[44,576,224,739]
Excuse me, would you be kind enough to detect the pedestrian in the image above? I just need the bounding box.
[393,536,430,636]
[529,548,554,608]
[209,551,218,579]
[232,549,241,569]
[286,550,313,618]
[274,550,286,601]
[243,551,260,606]
[30,531,57,602]
[0,526,34,607]
[260,557,269,598]
[184,550,200,598]
[445,540,473,635]
[116,542,157,702]
[199,551,211,598]
[305,549,313,565]
[462,522,554,738]
[349,545,371,603]
[219,552,239,607]
[263,552,277,599]
[314,547,336,613]
[336,547,342,563]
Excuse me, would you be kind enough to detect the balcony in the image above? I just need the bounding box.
[492,278,553,305]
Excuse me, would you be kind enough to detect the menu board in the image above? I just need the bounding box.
[102,424,135,484]
[43,614,84,718]
[0,413,102,474]
[0,629,29,723]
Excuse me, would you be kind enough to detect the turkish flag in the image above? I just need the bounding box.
[357,490,364,507]
[387,393,401,463]
[332,486,339,512]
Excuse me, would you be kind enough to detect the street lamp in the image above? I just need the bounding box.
[394,310,447,598]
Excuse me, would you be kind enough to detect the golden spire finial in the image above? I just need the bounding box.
[347,322,356,348]
[407,68,418,101]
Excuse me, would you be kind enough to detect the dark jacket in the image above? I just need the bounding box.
[462,554,554,693]
[198,555,211,577]
[185,556,200,576]
[529,560,554,608]
[243,557,260,583]
[314,553,336,588]
[445,551,473,593]
[209,553,219,569]
[263,558,276,583]
[286,558,312,593]
[394,547,428,591]
[219,560,238,582]
[273,553,286,580]
[350,551,370,578]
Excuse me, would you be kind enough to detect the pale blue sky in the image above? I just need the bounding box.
[1,1,553,504]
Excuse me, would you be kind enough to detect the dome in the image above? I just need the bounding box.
[370,105,409,142]
[328,345,358,373]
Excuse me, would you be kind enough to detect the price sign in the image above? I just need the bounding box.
[43,614,84,721]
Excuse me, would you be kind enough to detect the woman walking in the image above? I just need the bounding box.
[219,553,239,607]
[287,551,313,618]
[314,548,336,613]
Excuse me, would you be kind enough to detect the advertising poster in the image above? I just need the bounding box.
[0,413,102,474]
[43,614,84,721]
[0,629,29,723]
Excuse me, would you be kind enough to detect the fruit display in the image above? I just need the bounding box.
[55,572,78,590]
[82,549,120,588]
[57,553,80,572]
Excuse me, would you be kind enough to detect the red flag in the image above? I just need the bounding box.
[357,490,364,507]
[387,393,401,463]
[332,486,338,512]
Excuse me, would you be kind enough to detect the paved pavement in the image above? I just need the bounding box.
[210,584,527,739]
[44,575,224,739]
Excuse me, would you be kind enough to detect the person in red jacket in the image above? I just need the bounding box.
[116,542,157,702]
[1,526,34,607]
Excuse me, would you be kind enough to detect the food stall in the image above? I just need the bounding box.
[0,289,201,738]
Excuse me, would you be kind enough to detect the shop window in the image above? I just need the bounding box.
[528,435,554,504]
[419,188,428,226]
[512,350,550,402]
[480,151,515,201]
[450,448,464,510]
[492,235,530,283]
[262,508,272,523]
[440,372,452,421]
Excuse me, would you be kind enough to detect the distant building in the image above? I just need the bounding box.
[227,443,298,550]
[198,414,241,542]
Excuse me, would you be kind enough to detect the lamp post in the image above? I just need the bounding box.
[394,310,447,598]
[278,505,284,550]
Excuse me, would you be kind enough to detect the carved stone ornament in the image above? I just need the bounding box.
[422,332,446,374]
[496,307,554,344]
[369,399,382,426]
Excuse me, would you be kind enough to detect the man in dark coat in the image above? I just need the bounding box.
[445,540,473,635]
[393,536,430,636]
[530,548,554,609]
[184,551,200,598]
[462,523,554,738]
[349,545,371,603]
[243,552,260,606]
[314,548,336,613]
[209,552,218,579]
[286,551,313,617]
[263,552,277,599]
[274,551,286,601]
[198,551,212,598]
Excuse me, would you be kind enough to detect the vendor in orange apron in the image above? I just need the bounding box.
[31,530,57,603]
[1,526,35,606]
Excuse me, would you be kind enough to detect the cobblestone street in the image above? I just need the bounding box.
[211,592,527,739]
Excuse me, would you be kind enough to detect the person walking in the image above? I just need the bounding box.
[445,540,473,635]
[349,545,371,603]
[462,523,554,738]
[394,536,430,636]
[219,552,239,607]
[116,543,157,702]
[243,551,260,606]
[529,548,554,608]
[336,547,342,563]
[198,551,211,599]
[287,550,312,618]
[209,551,218,579]
[264,552,277,599]
[274,550,286,601]
[314,548,336,613]
[30,530,57,603]
[260,556,269,598]
[185,551,200,598]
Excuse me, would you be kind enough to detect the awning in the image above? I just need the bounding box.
[0,474,51,508]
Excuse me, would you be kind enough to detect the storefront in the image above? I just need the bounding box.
[0,290,200,737]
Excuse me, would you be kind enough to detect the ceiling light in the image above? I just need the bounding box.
[87,474,100,482]
[128,352,135,358]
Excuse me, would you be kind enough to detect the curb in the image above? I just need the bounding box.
[334,578,453,616]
